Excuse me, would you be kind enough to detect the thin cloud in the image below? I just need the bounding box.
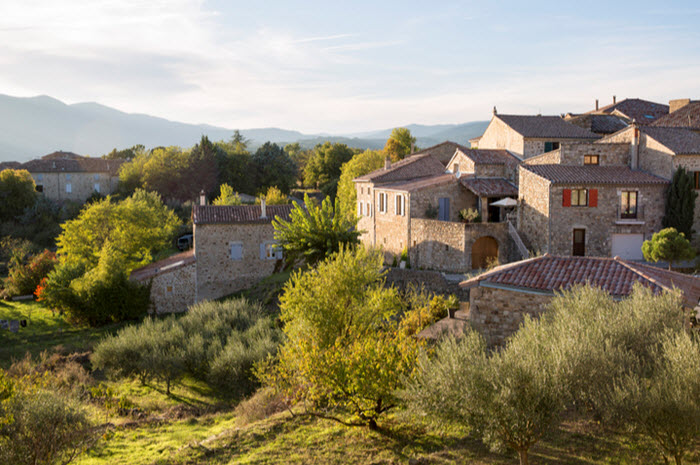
[294,33,356,43]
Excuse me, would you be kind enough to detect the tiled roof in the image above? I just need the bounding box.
[566,114,628,134]
[460,177,518,197]
[522,164,668,185]
[651,101,700,130]
[377,173,457,192]
[641,126,700,155]
[42,151,84,160]
[460,255,700,307]
[0,161,22,171]
[354,153,445,183]
[456,147,521,165]
[496,114,600,139]
[410,141,469,166]
[594,98,669,124]
[130,250,196,282]
[193,204,294,225]
[20,155,125,175]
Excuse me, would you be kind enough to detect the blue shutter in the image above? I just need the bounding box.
[230,243,242,260]
[438,198,450,221]
[260,243,266,260]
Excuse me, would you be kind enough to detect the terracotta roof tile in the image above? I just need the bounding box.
[522,164,668,185]
[460,255,700,307]
[496,114,600,139]
[651,101,700,130]
[192,204,294,225]
[354,153,445,183]
[130,250,196,281]
[593,98,669,124]
[460,177,518,197]
[640,126,700,155]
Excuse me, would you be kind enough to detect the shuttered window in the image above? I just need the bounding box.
[230,243,243,260]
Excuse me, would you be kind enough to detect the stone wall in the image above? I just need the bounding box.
[560,142,630,166]
[373,188,410,260]
[149,262,196,314]
[385,268,468,299]
[31,171,119,202]
[525,149,561,165]
[410,181,476,222]
[194,223,281,301]
[517,168,551,254]
[477,117,525,156]
[356,180,375,246]
[469,285,552,346]
[639,135,675,179]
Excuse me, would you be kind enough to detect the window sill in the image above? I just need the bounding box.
[615,219,645,225]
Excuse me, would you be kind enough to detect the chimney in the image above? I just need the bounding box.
[410,142,415,154]
[613,95,617,105]
[260,197,267,219]
[595,99,599,111]
[630,121,639,170]
[493,106,498,115]
[384,156,391,170]
[669,98,691,113]
[199,189,206,206]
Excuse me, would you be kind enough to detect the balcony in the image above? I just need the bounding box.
[615,204,645,224]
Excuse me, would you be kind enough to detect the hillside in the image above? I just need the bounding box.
[0,94,488,161]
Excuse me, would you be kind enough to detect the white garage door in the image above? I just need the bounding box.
[611,234,644,260]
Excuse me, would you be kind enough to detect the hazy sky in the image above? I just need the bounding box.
[1,0,699,133]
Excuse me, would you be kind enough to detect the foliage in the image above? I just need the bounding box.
[215,132,255,196]
[662,166,697,239]
[0,196,76,248]
[102,144,145,160]
[257,246,423,429]
[398,295,450,337]
[56,189,181,272]
[383,128,417,161]
[284,142,311,180]
[336,149,384,220]
[642,227,696,270]
[213,183,242,206]
[252,142,298,194]
[3,250,56,297]
[0,169,37,222]
[425,204,438,219]
[92,298,279,396]
[303,142,355,190]
[459,208,481,223]
[256,186,288,205]
[272,194,360,266]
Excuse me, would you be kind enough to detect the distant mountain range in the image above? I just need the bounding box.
[0,94,488,162]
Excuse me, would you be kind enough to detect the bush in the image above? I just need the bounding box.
[234,387,288,426]
[458,208,481,223]
[3,250,57,297]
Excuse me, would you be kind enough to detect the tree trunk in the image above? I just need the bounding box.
[367,418,378,431]
[674,454,683,465]
[518,448,529,465]
[166,378,171,396]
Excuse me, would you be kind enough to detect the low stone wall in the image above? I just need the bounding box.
[385,268,468,299]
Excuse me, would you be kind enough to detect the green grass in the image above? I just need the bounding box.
[0,300,130,368]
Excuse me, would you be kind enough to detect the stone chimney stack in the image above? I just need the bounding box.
[669,98,691,113]
[384,156,391,170]
[630,120,639,170]
[613,95,617,105]
[493,106,498,115]
[260,197,267,219]
[410,142,415,154]
[595,99,599,111]
[199,189,206,206]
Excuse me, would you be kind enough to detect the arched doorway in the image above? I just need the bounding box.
[472,236,498,269]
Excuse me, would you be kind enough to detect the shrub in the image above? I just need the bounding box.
[458,208,481,223]
[3,249,56,297]
[234,387,288,426]
[425,204,438,219]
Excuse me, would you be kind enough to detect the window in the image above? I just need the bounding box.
[395,194,405,216]
[620,191,638,219]
[35,185,43,192]
[65,183,72,193]
[262,242,283,260]
[694,172,700,190]
[65,174,71,181]
[361,187,364,194]
[544,141,560,152]
[36,174,43,182]
[93,174,100,181]
[571,189,588,206]
[584,155,599,165]
[378,192,387,213]
[94,183,100,193]
[358,201,363,217]
[230,242,243,260]
[166,286,173,293]
[366,202,372,217]
[453,163,459,174]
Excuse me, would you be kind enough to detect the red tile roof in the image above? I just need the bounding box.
[651,101,700,130]
[640,126,700,155]
[522,164,668,185]
[460,255,700,307]
[456,147,521,165]
[193,204,294,225]
[460,177,518,197]
[130,250,196,281]
[593,98,669,124]
[496,114,600,139]
[354,153,445,183]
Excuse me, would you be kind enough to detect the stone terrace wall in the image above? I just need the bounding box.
[149,262,196,314]
[469,285,552,346]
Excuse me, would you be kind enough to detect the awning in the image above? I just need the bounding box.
[490,197,518,207]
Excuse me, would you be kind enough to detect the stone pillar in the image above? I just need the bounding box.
[480,197,489,223]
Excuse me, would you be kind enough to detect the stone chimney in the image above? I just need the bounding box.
[260,197,267,219]
[493,106,498,115]
[630,121,639,170]
[595,99,599,111]
[384,156,391,170]
[199,189,206,206]
[670,98,691,113]
[613,95,617,105]
[410,142,415,154]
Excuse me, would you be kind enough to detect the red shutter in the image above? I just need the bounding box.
[588,189,598,207]
[562,189,571,207]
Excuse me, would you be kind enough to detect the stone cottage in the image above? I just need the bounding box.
[131,201,293,313]
[460,254,700,345]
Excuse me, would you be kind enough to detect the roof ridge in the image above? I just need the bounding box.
[614,259,675,293]
[459,254,547,288]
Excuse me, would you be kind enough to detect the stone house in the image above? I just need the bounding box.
[460,254,700,345]
[471,110,600,158]
[354,142,526,272]
[651,99,700,132]
[131,201,293,313]
[8,151,125,202]
[584,97,669,124]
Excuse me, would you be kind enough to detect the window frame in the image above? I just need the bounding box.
[571,188,588,207]
[395,194,405,216]
[694,171,700,190]
[544,141,560,152]
[65,183,72,194]
[620,191,638,219]
[229,242,243,261]
[378,192,387,213]
[584,155,600,165]
[263,242,283,260]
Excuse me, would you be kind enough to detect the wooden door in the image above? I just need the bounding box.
[472,236,499,269]
[573,229,586,256]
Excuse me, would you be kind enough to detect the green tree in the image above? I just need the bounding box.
[214,140,254,195]
[272,194,360,266]
[256,186,288,205]
[642,227,696,270]
[303,142,355,189]
[337,150,384,220]
[102,144,145,160]
[257,246,421,429]
[3,250,56,297]
[213,183,242,206]
[383,127,417,161]
[662,167,698,238]
[252,142,298,194]
[185,135,220,199]
[0,169,37,222]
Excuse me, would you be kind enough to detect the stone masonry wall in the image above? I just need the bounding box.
[385,268,468,300]
[477,117,525,156]
[356,180,376,247]
[149,262,196,314]
[517,168,551,254]
[194,223,281,301]
[410,181,477,222]
[639,135,675,179]
[559,142,630,166]
[31,171,119,202]
[525,149,561,165]
[469,285,552,346]
[373,188,410,261]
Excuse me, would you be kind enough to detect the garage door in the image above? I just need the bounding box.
[611,234,644,260]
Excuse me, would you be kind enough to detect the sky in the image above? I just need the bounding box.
[1,0,699,134]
